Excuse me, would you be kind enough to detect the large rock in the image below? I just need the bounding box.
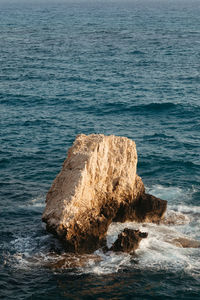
[42,134,167,253]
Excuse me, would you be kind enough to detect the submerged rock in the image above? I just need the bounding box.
[42,134,167,253]
[45,253,102,270]
[171,237,200,248]
[110,228,148,253]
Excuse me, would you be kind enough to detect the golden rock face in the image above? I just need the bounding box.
[42,134,167,254]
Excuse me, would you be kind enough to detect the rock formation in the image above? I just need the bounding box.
[42,134,167,254]
[110,228,148,253]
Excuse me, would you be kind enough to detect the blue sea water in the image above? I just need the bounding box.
[0,0,200,299]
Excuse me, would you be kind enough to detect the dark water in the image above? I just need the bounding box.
[0,0,200,299]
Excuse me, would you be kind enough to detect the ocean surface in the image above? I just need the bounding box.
[0,0,200,299]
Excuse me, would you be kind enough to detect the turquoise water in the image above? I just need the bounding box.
[0,0,200,299]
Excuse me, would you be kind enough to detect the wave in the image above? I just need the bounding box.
[99,101,178,114]
[23,119,55,127]
[0,93,46,107]
[93,101,198,117]
[137,102,177,111]
[129,50,145,55]
[177,75,200,83]
[143,132,175,140]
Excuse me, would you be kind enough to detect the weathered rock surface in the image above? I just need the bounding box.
[110,228,148,253]
[42,134,167,253]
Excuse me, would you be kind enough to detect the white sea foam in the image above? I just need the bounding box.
[19,195,45,209]
[82,185,200,275]
[146,185,184,201]
[169,204,200,214]
[87,251,132,275]
[7,185,200,277]
[28,195,45,207]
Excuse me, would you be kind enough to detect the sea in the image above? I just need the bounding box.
[0,0,200,299]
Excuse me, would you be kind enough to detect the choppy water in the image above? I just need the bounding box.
[0,0,200,299]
